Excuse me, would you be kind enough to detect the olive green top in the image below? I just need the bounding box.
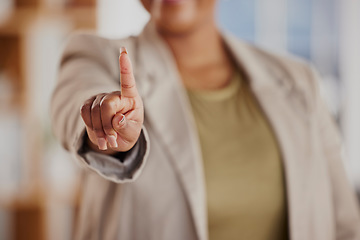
[186,72,288,240]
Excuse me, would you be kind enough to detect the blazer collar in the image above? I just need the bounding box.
[135,21,308,240]
[135,21,296,96]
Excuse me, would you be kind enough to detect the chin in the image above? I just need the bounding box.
[152,0,200,35]
[155,17,198,36]
[141,0,215,35]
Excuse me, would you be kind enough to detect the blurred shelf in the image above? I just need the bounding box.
[0,36,25,109]
[0,6,96,36]
[0,8,36,36]
[63,6,97,29]
[0,6,96,109]
[14,0,96,8]
[0,179,79,209]
[66,0,96,7]
[15,0,41,8]
[0,1,96,239]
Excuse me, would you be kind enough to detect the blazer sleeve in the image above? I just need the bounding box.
[309,67,360,239]
[50,33,149,183]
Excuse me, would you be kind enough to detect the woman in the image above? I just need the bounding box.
[51,0,360,239]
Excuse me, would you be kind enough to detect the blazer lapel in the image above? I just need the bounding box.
[136,22,208,240]
[223,33,312,240]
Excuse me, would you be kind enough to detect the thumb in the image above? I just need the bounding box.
[112,112,141,149]
[112,113,126,132]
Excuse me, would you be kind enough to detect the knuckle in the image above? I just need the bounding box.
[110,91,121,95]
[80,104,90,115]
[91,104,100,113]
[93,128,104,136]
[120,67,131,74]
[85,96,95,103]
[121,83,135,89]
[103,125,114,133]
[100,98,117,111]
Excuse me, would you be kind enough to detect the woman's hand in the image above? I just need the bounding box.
[80,47,144,154]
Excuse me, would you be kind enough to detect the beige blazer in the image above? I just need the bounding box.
[51,21,360,240]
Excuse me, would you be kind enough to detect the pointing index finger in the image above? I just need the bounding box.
[119,47,138,98]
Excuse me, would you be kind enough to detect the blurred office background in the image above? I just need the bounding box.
[0,0,359,239]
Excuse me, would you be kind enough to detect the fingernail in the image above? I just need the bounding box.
[107,135,118,148]
[119,114,125,124]
[120,47,128,55]
[97,138,107,150]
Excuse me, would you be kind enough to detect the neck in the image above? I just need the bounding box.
[158,19,235,90]
[160,19,225,70]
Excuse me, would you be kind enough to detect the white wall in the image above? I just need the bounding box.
[255,0,288,54]
[338,0,360,189]
[97,0,150,39]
